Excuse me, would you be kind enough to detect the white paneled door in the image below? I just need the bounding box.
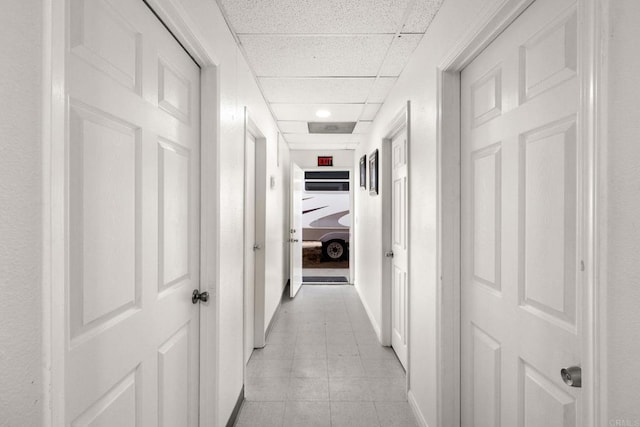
[391,129,408,369]
[66,0,201,425]
[244,132,256,364]
[290,164,304,297]
[461,0,581,426]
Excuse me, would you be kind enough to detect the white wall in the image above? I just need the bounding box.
[0,0,43,425]
[171,1,291,424]
[264,135,291,335]
[605,0,640,422]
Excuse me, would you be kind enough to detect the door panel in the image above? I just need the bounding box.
[158,60,192,123]
[290,164,303,297]
[470,325,501,427]
[66,0,200,425]
[69,0,141,92]
[159,139,191,290]
[471,144,501,293]
[158,324,191,427]
[69,104,139,336]
[521,120,577,326]
[244,133,256,364]
[391,129,408,369]
[70,368,138,427]
[461,0,580,426]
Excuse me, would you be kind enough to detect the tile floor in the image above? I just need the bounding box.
[234,285,418,427]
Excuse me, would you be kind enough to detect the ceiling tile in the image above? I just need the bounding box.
[368,77,398,103]
[219,0,412,34]
[379,34,424,76]
[278,121,309,134]
[361,104,382,121]
[260,78,375,103]
[240,35,393,77]
[353,121,373,134]
[288,142,359,150]
[402,0,445,33]
[284,134,362,144]
[271,103,363,122]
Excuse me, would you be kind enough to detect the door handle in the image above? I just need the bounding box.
[192,289,209,304]
[560,366,581,388]
[290,239,299,243]
[253,243,263,250]
[385,251,394,258]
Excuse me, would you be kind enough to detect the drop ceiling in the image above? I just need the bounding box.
[216,0,445,150]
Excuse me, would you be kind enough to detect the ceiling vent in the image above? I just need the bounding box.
[308,122,357,134]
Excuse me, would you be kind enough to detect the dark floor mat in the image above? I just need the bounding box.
[303,276,348,283]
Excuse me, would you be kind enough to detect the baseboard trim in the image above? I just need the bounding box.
[408,390,429,427]
[265,298,282,340]
[353,283,382,342]
[225,386,244,427]
[260,280,287,349]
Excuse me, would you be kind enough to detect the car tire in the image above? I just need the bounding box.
[322,239,347,261]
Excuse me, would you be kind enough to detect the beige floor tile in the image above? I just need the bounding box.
[238,285,409,427]
[374,402,419,427]
[330,402,381,427]
[328,356,365,378]
[246,358,292,378]
[329,377,372,401]
[291,358,328,378]
[235,402,285,427]
[244,376,289,401]
[283,401,331,427]
[287,377,330,401]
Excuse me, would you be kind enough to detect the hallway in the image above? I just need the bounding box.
[4,0,633,425]
[235,285,417,427]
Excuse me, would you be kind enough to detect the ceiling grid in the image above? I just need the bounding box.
[216,0,445,150]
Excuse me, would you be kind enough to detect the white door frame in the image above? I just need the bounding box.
[435,0,607,426]
[299,166,354,283]
[43,1,222,425]
[289,163,304,297]
[244,110,267,352]
[381,102,411,382]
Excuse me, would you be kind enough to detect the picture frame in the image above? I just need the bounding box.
[359,155,367,188]
[369,149,378,195]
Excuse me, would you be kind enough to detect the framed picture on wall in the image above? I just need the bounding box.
[359,155,367,188]
[369,149,378,195]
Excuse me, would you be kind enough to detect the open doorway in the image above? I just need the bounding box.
[300,170,352,284]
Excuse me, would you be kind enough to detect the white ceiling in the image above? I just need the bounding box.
[216,0,445,150]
